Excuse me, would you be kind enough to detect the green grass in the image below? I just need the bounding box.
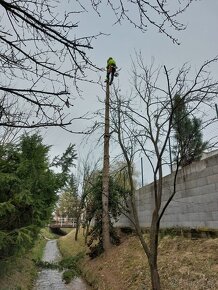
[40,227,60,240]
[60,228,74,234]
[31,234,47,262]
[58,228,87,258]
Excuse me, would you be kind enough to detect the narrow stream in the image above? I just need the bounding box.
[34,240,90,290]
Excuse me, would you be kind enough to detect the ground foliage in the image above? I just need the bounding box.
[34,252,84,284]
[57,229,218,290]
[0,133,76,258]
[83,234,218,290]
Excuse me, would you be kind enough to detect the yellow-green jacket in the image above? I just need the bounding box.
[107,58,116,68]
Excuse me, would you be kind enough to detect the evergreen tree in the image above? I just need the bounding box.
[57,174,79,219]
[172,95,208,167]
[0,133,75,258]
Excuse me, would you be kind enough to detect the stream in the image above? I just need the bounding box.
[34,240,91,290]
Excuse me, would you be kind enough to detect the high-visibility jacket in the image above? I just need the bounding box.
[107,58,116,68]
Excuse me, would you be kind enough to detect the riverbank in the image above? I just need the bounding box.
[0,228,57,290]
[58,229,218,290]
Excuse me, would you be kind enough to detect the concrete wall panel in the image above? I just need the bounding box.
[116,153,218,229]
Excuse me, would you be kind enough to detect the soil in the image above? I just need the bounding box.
[82,234,218,290]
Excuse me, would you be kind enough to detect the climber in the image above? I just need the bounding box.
[105,57,117,85]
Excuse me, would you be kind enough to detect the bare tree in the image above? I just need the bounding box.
[75,154,100,242]
[110,54,218,290]
[0,95,24,144]
[0,0,100,130]
[87,0,195,44]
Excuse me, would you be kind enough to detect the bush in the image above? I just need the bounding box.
[62,270,75,284]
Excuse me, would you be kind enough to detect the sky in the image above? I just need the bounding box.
[42,0,218,184]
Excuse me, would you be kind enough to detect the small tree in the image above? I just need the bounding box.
[172,94,208,166]
[74,156,100,241]
[57,184,79,220]
[109,55,218,290]
[85,171,125,258]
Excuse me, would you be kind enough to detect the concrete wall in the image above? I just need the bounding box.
[116,153,218,229]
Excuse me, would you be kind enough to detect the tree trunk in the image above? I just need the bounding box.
[85,220,91,245]
[149,260,161,290]
[74,213,80,241]
[102,82,111,252]
[149,209,161,290]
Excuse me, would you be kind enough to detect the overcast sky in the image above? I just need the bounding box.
[42,0,218,184]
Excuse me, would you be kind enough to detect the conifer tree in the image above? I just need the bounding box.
[0,133,76,258]
[172,94,208,167]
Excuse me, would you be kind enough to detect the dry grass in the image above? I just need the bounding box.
[58,229,218,290]
[158,236,218,290]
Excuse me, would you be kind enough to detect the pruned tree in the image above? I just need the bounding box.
[109,54,218,290]
[0,0,99,131]
[101,81,112,252]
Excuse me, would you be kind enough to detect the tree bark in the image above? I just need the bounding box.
[85,220,91,245]
[74,213,80,241]
[149,260,161,290]
[149,208,161,290]
[102,82,111,252]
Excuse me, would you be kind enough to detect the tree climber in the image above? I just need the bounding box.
[105,57,117,85]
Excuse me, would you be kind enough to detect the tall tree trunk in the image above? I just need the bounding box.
[102,82,111,252]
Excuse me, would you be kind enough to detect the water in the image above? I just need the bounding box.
[34,240,90,290]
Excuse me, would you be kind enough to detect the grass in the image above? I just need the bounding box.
[58,228,86,258]
[60,227,74,234]
[40,227,60,240]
